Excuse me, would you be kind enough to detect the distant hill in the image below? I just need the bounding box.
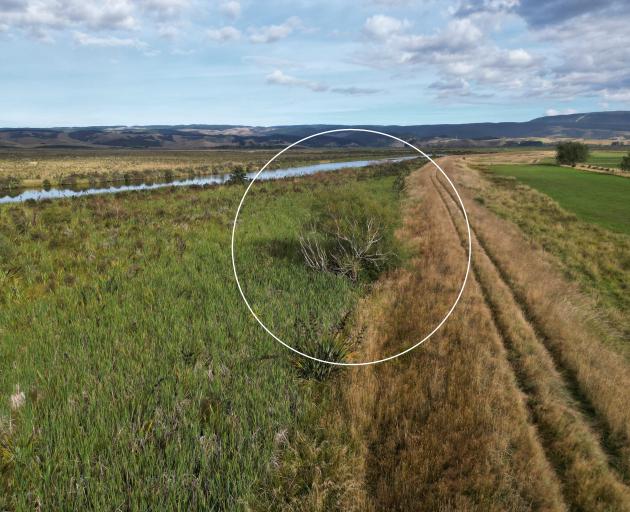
[1,111,628,149]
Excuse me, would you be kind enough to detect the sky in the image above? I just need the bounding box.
[1,0,629,127]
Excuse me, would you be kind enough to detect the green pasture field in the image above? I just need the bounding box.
[587,150,629,169]
[486,163,630,234]
[0,162,407,510]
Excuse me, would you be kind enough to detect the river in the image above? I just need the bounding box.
[0,156,418,204]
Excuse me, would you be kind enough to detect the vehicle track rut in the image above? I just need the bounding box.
[430,164,630,511]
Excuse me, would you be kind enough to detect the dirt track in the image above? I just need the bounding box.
[347,157,630,511]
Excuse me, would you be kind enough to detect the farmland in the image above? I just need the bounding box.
[474,159,630,346]
[1,149,630,510]
[587,149,629,169]
[484,163,630,233]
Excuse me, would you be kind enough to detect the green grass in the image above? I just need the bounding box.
[587,150,629,169]
[0,164,404,510]
[479,163,630,350]
[487,163,630,234]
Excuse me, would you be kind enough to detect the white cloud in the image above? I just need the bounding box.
[331,86,381,95]
[139,0,189,19]
[206,25,241,42]
[249,16,301,44]
[0,0,193,40]
[219,1,241,19]
[1,0,628,110]
[601,89,630,103]
[266,69,327,92]
[266,69,381,95]
[456,0,624,28]
[157,22,179,39]
[0,0,138,38]
[545,108,577,116]
[403,18,483,52]
[506,48,534,66]
[449,0,630,104]
[370,0,415,4]
[73,31,146,48]
[170,47,195,55]
[357,14,548,100]
[363,14,409,40]
[429,77,475,98]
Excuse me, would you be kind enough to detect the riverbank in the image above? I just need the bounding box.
[0,148,415,191]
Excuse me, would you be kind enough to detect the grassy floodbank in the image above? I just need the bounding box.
[0,159,411,510]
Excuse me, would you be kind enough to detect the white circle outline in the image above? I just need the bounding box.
[231,129,471,366]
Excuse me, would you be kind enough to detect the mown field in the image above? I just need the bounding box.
[0,160,409,510]
[587,149,629,168]
[486,163,630,234]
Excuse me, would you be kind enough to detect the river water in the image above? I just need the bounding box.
[0,156,418,205]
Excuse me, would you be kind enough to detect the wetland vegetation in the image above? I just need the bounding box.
[0,155,412,510]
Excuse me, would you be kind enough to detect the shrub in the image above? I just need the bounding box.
[163,169,175,182]
[291,312,362,381]
[556,141,589,166]
[299,191,397,282]
[227,165,249,185]
[620,152,630,172]
[0,176,20,190]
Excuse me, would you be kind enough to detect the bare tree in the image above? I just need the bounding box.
[299,214,392,281]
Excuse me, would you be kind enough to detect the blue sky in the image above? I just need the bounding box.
[1,0,629,126]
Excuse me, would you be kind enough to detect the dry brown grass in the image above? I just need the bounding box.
[253,405,372,511]
[470,150,553,166]
[433,166,630,510]
[0,148,408,189]
[340,165,567,511]
[0,150,251,188]
[438,157,630,483]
